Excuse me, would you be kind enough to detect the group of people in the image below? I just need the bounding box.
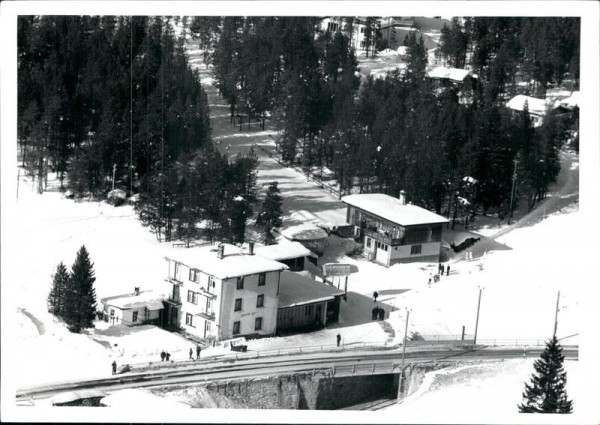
[371,306,385,321]
[160,350,171,362]
[429,263,451,285]
[189,344,201,360]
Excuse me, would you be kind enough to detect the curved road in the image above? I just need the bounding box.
[17,345,578,402]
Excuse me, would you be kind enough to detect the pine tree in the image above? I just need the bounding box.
[519,336,573,413]
[47,261,70,317]
[256,182,283,245]
[64,246,97,333]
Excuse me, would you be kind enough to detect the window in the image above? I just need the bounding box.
[255,317,263,331]
[187,290,198,304]
[257,294,264,308]
[411,244,422,255]
[234,298,242,312]
[258,272,266,286]
[237,276,244,290]
[189,268,198,282]
[366,238,372,248]
[304,304,313,317]
[132,311,138,323]
[186,313,195,327]
[110,309,115,316]
[205,321,211,332]
[233,321,241,335]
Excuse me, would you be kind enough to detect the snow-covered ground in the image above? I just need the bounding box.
[388,358,579,421]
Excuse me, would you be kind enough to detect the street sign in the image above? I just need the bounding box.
[323,263,352,277]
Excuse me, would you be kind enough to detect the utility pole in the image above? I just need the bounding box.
[553,290,560,338]
[400,309,410,393]
[473,287,483,345]
[508,159,519,225]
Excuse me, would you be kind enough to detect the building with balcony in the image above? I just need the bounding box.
[341,192,449,266]
[164,243,287,341]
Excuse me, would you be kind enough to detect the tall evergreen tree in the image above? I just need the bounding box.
[519,336,573,413]
[47,262,70,317]
[256,182,283,245]
[64,246,97,333]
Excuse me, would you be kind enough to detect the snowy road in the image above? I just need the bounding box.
[188,40,347,229]
[17,344,578,402]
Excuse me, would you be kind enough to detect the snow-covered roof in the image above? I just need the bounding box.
[254,241,317,261]
[427,66,472,82]
[506,95,551,117]
[101,290,166,311]
[281,224,329,241]
[342,193,449,226]
[165,243,287,280]
[278,271,344,309]
[558,91,580,110]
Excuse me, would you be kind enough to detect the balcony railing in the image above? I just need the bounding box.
[197,311,216,321]
[165,276,183,285]
[361,228,403,246]
[197,286,217,299]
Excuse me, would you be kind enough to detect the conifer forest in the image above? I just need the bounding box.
[18,16,580,243]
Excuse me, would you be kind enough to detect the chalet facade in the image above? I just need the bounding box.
[341,192,448,266]
[164,243,287,341]
[506,95,552,128]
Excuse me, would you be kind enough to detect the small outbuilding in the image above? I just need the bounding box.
[276,271,344,335]
[281,224,329,256]
[100,288,166,326]
[254,240,318,271]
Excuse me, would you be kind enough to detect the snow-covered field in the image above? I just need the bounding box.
[388,358,579,421]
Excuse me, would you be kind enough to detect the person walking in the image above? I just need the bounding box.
[196,344,201,360]
[446,265,450,276]
[378,308,385,321]
[111,361,117,375]
[160,350,166,362]
[373,291,379,303]
[189,348,193,360]
[336,333,341,347]
[165,352,171,362]
[372,306,378,320]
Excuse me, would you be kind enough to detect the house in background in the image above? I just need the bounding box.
[506,94,553,128]
[164,243,287,341]
[276,271,344,335]
[254,240,318,272]
[342,191,448,266]
[281,224,329,256]
[100,288,166,326]
[319,17,368,53]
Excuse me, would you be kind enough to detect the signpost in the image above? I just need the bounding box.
[322,263,354,293]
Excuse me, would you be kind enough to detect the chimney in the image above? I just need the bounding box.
[134,287,140,296]
[249,242,255,255]
[399,190,407,205]
[217,244,224,259]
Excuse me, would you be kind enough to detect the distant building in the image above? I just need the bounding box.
[281,224,329,256]
[100,288,166,326]
[276,271,344,334]
[506,95,553,128]
[341,192,448,266]
[319,17,368,53]
[427,66,473,83]
[254,240,318,272]
[164,243,287,341]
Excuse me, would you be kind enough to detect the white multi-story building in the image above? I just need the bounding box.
[319,17,368,53]
[164,243,287,341]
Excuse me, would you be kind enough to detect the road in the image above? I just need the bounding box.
[17,344,578,402]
